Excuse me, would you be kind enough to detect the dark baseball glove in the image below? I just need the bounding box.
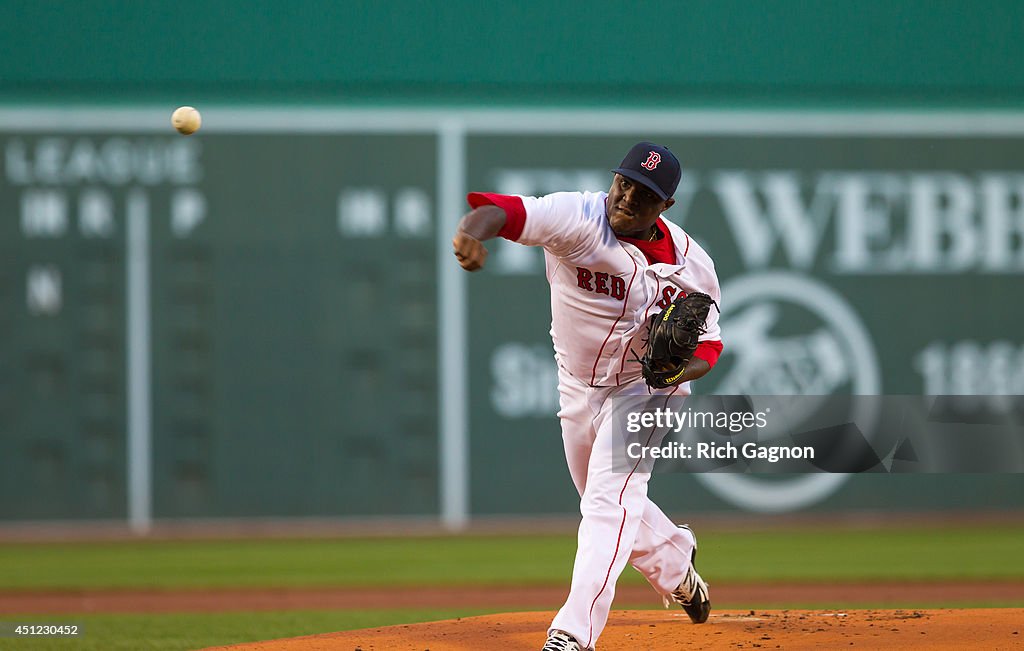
[639,292,718,389]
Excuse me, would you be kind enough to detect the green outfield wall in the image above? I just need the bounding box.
[2,2,1024,525]
[1,1,1023,107]
[3,110,1024,523]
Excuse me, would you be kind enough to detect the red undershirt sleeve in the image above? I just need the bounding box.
[466,192,526,242]
[693,340,724,368]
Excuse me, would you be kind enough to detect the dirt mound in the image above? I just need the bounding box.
[204,608,1023,650]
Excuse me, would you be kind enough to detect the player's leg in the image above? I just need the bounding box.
[620,385,710,623]
[548,386,662,649]
[628,499,695,594]
[544,366,600,649]
[556,364,598,496]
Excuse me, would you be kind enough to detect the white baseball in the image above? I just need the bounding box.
[171,106,202,135]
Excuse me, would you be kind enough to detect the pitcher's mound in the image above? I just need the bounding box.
[207,608,1022,650]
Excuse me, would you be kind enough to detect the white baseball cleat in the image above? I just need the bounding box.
[542,629,583,650]
[665,525,711,623]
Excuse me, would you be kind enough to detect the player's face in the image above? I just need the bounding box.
[606,174,674,238]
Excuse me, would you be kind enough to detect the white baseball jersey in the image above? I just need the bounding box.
[470,190,723,386]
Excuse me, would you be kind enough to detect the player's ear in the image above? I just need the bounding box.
[661,198,676,213]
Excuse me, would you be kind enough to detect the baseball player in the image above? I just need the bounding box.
[453,142,723,651]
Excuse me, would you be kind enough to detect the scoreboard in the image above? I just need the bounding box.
[2,127,440,521]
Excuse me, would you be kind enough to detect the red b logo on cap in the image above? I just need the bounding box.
[641,151,662,170]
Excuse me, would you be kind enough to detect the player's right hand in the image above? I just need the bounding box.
[452,231,488,271]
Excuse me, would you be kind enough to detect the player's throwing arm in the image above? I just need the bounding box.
[452,205,507,271]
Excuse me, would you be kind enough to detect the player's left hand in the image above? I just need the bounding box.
[452,232,489,271]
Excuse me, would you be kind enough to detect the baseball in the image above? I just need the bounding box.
[171,106,202,135]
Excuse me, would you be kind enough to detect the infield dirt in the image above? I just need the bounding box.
[205,608,1023,650]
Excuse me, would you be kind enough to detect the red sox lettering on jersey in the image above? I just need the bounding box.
[576,267,627,300]
[579,265,689,308]
[655,285,685,309]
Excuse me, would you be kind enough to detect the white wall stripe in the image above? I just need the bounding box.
[438,120,469,530]
[126,190,152,534]
[4,107,1024,135]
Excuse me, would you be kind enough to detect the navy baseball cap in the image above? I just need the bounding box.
[611,142,682,200]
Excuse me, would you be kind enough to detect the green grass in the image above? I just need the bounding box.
[1,525,1022,591]
[695,526,1024,582]
[0,608,500,651]
[0,525,1021,650]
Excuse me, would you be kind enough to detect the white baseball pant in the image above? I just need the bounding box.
[548,365,697,649]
